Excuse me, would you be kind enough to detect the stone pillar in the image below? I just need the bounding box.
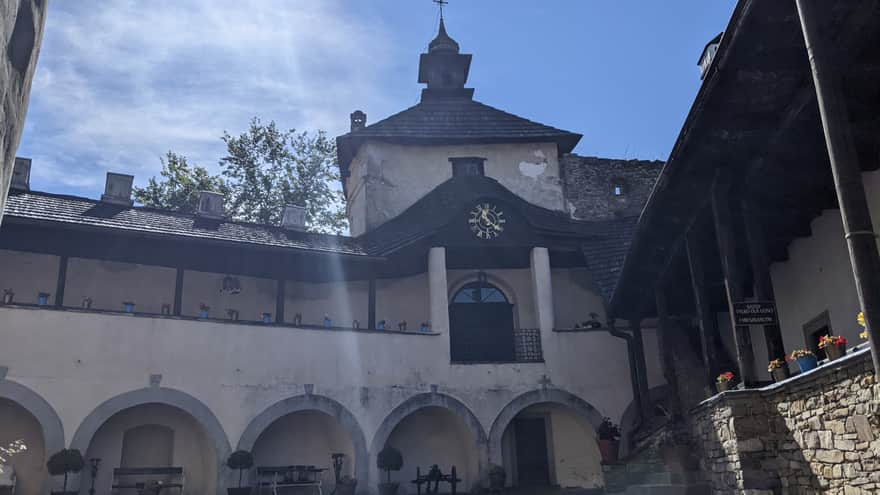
[1,1,47,225]
[530,247,554,332]
[428,247,450,334]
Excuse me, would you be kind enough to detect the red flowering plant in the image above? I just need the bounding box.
[817,335,847,349]
[716,371,735,384]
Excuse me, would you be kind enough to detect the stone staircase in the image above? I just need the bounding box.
[602,423,710,494]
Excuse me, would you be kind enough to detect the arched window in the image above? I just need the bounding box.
[449,280,515,363]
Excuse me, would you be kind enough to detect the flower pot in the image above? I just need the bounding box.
[825,344,846,361]
[489,471,506,490]
[598,439,620,464]
[227,488,252,495]
[797,355,818,373]
[378,482,399,495]
[771,367,790,383]
[716,381,731,393]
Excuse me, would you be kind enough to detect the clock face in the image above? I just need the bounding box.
[468,203,506,239]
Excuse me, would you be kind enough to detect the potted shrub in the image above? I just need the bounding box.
[376,446,403,495]
[716,372,735,393]
[818,335,848,361]
[488,464,506,490]
[226,450,254,495]
[789,349,817,373]
[767,359,789,382]
[596,417,621,464]
[47,448,84,495]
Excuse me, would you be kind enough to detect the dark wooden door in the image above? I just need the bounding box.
[449,302,515,362]
[514,418,550,486]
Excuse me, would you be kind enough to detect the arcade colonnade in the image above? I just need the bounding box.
[0,378,611,494]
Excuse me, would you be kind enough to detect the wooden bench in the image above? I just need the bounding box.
[257,465,326,495]
[111,467,184,495]
[411,465,460,495]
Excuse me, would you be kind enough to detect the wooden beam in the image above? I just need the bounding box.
[712,179,758,387]
[654,283,681,418]
[629,319,651,421]
[368,277,377,330]
[173,268,184,317]
[797,0,880,374]
[275,280,286,324]
[686,230,720,389]
[742,199,787,363]
[54,255,68,308]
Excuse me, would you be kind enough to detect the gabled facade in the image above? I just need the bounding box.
[0,19,665,495]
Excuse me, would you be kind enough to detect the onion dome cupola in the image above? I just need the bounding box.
[418,18,473,100]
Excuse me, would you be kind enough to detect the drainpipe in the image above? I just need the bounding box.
[606,319,644,431]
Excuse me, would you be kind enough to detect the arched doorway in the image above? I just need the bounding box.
[449,279,515,363]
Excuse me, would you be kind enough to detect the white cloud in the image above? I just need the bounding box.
[22,0,402,194]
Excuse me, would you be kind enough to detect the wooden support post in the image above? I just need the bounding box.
[712,181,758,387]
[275,280,285,324]
[686,231,720,388]
[654,285,681,418]
[54,255,68,308]
[796,0,880,374]
[629,319,651,421]
[368,277,377,330]
[741,199,787,362]
[173,268,184,317]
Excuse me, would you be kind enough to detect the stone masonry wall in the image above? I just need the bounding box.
[559,154,663,220]
[690,348,880,494]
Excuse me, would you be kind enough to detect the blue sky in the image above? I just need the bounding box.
[18,1,736,198]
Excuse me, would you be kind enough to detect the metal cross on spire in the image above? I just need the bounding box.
[433,0,448,20]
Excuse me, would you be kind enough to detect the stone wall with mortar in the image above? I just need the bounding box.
[690,347,880,494]
[1,0,47,224]
[560,154,663,221]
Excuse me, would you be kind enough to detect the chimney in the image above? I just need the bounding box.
[10,157,31,190]
[197,191,224,219]
[281,205,307,231]
[350,110,366,132]
[101,172,134,205]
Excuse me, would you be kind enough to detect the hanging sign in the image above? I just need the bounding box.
[733,301,778,326]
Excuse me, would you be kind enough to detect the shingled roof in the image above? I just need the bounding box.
[336,97,582,181]
[3,190,368,256]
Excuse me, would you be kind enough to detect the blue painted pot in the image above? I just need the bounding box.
[37,293,49,306]
[797,355,818,373]
[123,302,135,314]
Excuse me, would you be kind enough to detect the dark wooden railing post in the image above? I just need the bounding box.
[712,181,758,387]
[686,230,720,389]
[54,255,68,308]
[796,0,880,374]
[368,277,377,330]
[275,280,286,324]
[173,268,184,317]
[741,198,787,363]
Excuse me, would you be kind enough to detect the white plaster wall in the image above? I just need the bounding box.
[376,274,430,331]
[551,268,606,329]
[81,403,216,495]
[383,406,479,494]
[251,411,355,490]
[0,249,58,305]
[182,271,275,321]
[346,142,565,236]
[285,280,369,327]
[65,258,175,314]
[0,398,46,495]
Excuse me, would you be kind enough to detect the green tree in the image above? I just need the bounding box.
[135,119,347,234]
[221,118,346,233]
[134,152,228,214]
